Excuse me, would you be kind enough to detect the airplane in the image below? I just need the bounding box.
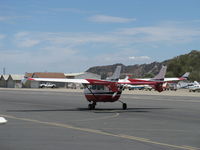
[122,66,190,83]
[188,81,200,92]
[24,66,165,110]
[125,84,146,90]
[162,72,190,82]
[125,84,153,91]
[119,65,167,92]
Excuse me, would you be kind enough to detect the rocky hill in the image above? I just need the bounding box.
[86,50,200,81]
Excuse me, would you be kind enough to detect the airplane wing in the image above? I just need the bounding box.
[28,78,121,86]
[118,80,164,85]
[28,77,90,84]
[28,78,120,92]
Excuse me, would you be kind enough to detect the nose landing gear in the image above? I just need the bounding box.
[88,102,96,110]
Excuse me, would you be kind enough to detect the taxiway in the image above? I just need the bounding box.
[0,89,200,150]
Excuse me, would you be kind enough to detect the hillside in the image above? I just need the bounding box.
[164,50,200,81]
[86,50,200,81]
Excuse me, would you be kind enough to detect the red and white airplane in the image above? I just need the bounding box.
[120,66,190,83]
[25,66,165,110]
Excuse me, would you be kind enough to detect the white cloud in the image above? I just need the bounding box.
[6,21,200,73]
[51,8,90,14]
[0,34,5,40]
[118,24,200,43]
[13,22,200,50]
[14,32,40,48]
[0,15,30,23]
[18,39,40,48]
[129,56,151,61]
[88,15,136,23]
[14,32,30,38]
[0,46,79,73]
[0,16,8,21]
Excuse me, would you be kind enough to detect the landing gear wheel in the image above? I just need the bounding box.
[88,103,96,110]
[122,103,127,110]
[88,104,92,110]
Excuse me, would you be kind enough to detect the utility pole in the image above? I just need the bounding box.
[3,67,5,75]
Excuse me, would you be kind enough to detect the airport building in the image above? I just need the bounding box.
[0,74,24,88]
[0,75,9,88]
[7,75,24,88]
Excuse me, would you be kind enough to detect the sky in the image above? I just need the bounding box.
[0,0,200,74]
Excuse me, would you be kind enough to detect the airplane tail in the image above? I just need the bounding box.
[106,66,122,81]
[181,72,190,80]
[152,66,167,80]
[21,77,28,85]
[194,81,200,85]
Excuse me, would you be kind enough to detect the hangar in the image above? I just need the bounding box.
[0,75,9,88]
[7,75,24,88]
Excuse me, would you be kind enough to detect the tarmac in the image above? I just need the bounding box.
[0,88,200,150]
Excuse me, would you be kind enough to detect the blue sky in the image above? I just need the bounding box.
[0,0,200,74]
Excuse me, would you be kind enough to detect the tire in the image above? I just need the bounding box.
[88,104,92,110]
[88,104,95,110]
[122,103,127,110]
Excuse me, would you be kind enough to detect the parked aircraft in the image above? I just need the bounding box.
[25,66,165,110]
[119,66,167,92]
[122,66,189,83]
[125,84,153,90]
[163,72,190,82]
[188,81,200,92]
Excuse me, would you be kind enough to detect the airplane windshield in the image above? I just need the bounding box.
[86,85,105,90]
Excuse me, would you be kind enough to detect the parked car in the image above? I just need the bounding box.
[39,83,56,88]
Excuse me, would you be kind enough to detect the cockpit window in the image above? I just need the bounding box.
[86,85,105,90]
[97,85,104,90]
[92,85,96,90]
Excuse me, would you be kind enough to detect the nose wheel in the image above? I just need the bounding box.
[88,102,96,110]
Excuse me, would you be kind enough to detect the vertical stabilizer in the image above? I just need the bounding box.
[106,66,122,81]
[182,72,190,79]
[153,66,167,80]
[194,81,200,85]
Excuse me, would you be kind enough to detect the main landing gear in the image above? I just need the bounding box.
[88,102,96,110]
[119,100,127,110]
